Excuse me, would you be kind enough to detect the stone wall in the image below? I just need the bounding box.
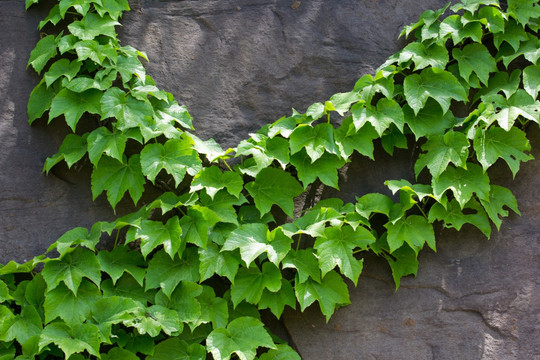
[1,0,538,358]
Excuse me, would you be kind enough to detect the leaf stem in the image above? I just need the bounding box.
[221,158,233,171]
[296,233,302,251]
[415,203,428,219]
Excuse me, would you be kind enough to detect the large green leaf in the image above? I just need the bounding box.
[289,123,338,162]
[295,270,350,322]
[44,58,81,87]
[399,42,448,70]
[132,217,183,259]
[101,87,154,130]
[39,322,101,359]
[198,242,241,282]
[91,155,145,210]
[403,100,454,140]
[193,286,229,329]
[403,68,467,115]
[145,249,199,298]
[191,166,243,199]
[147,338,206,360]
[281,249,321,284]
[27,35,57,74]
[154,281,202,323]
[91,296,139,342]
[385,215,435,254]
[206,316,276,360]
[414,131,469,179]
[49,88,103,131]
[245,168,303,217]
[432,163,491,208]
[384,243,419,289]
[258,344,301,360]
[27,81,56,124]
[230,263,282,307]
[523,65,540,99]
[44,281,101,326]
[68,13,119,40]
[44,133,88,174]
[351,98,404,136]
[87,127,130,165]
[479,185,520,230]
[125,305,182,337]
[429,199,492,238]
[290,150,346,189]
[0,305,42,344]
[97,246,146,286]
[452,43,497,85]
[258,279,296,318]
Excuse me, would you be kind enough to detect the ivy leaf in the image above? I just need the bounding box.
[191,166,243,199]
[154,281,203,323]
[199,242,241,283]
[258,279,296,318]
[474,126,533,177]
[403,68,467,115]
[452,43,497,85]
[97,247,145,287]
[206,316,276,360]
[385,215,435,255]
[91,296,139,342]
[27,35,57,74]
[314,225,375,285]
[25,0,39,10]
[42,247,101,294]
[479,185,520,230]
[140,139,202,187]
[102,348,139,360]
[282,249,321,284]
[87,127,130,165]
[44,281,101,326]
[289,123,338,162]
[487,90,540,130]
[147,338,206,360]
[385,180,434,202]
[200,191,247,225]
[383,243,419,289]
[440,14,483,44]
[295,270,350,322]
[68,13,119,40]
[47,222,103,259]
[351,98,404,136]
[523,65,540,99]
[335,119,378,159]
[429,199,492,238]
[414,131,469,179]
[145,249,199,298]
[245,168,303,217]
[133,218,183,259]
[179,205,221,248]
[223,224,292,267]
[27,81,56,124]
[281,205,342,238]
[49,88,102,131]
[290,151,346,189]
[398,42,448,70]
[102,276,155,306]
[0,305,41,344]
[507,0,540,26]
[259,344,301,360]
[473,70,521,103]
[193,286,229,330]
[188,133,233,163]
[403,100,455,140]
[91,155,145,210]
[126,305,182,337]
[39,322,100,359]
[58,0,92,17]
[153,99,193,130]
[433,163,491,208]
[493,20,528,51]
[44,133,88,174]
[101,87,154,130]
[44,59,81,87]
[230,263,282,307]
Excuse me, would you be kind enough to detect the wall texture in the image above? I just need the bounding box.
[1,0,538,358]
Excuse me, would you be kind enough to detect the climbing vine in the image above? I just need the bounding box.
[0,0,538,358]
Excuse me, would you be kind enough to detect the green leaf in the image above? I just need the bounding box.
[28,81,56,124]
[125,305,182,337]
[102,275,155,305]
[385,215,435,254]
[335,119,378,159]
[147,338,206,360]
[295,270,350,322]
[474,126,533,177]
[152,99,193,130]
[59,0,92,17]
[154,281,202,323]
[403,100,455,140]
[488,90,540,130]
[91,296,139,342]
[87,127,129,165]
[384,243,419,289]
[507,0,540,26]
[403,68,467,115]
[428,199,492,238]
[258,279,296,318]
[399,42,448,70]
[326,91,362,115]
[0,305,41,344]
[452,43,497,85]
[42,247,101,294]
[140,139,202,187]
[39,322,100,359]
[44,133,88,174]
[355,192,394,219]
[223,224,292,267]
[351,98,404,136]
[44,59,81,87]
[116,54,146,83]
[44,281,101,326]
[474,70,521,103]
[199,242,241,282]
[414,131,469,179]
[523,65,540,99]
[281,205,343,238]
[134,217,183,259]
[290,151,346,189]
[259,344,301,360]
[101,87,154,130]
[68,13,119,40]
[49,88,103,131]
[27,35,57,74]
[200,191,247,225]
[479,185,520,230]
[194,286,229,329]
[245,168,303,217]
[440,14,483,44]
[145,249,199,298]
[432,163,490,208]
[25,0,39,10]
[282,249,321,284]
[102,348,139,360]
[97,246,146,286]
[191,166,243,199]
[289,123,338,163]
[230,263,282,307]
[314,225,375,285]
[179,205,221,248]
[47,222,102,258]
[206,316,276,360]
[188,133,233,163]
[91,155,145,209]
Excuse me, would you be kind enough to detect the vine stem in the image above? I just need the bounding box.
[221,158,232,171]
[296,233,302,251]
[415,202,428,219]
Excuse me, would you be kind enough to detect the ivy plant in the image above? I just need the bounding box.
[1,0,538,358]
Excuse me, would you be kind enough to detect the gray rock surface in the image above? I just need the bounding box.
[1,0,538,359]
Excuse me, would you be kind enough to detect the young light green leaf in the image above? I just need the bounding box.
[335,119,378,159]
[126,305,182,337]
[258,344,301,360]
[133,217,183,259]
[44,59,81,87]
[91,155,145,210]
[314,225,375,285]
[398,42,448,70]
[154,281,202,323]
[245,168,303,217]
[486,90,539,130]
[440,15,483,44]
[523,65,540,99]
[295,270,350,322]
[49,88,102,131]
[101,87,154,130]
[428,199,492,238]
[68,13,119,41]
[403,68,467,115]
[479,185,520,230]
[39,322,100,359]
[191,166,243,199]
[414,131,469,179]
[87,127,129,165]
[385,215,435,254]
